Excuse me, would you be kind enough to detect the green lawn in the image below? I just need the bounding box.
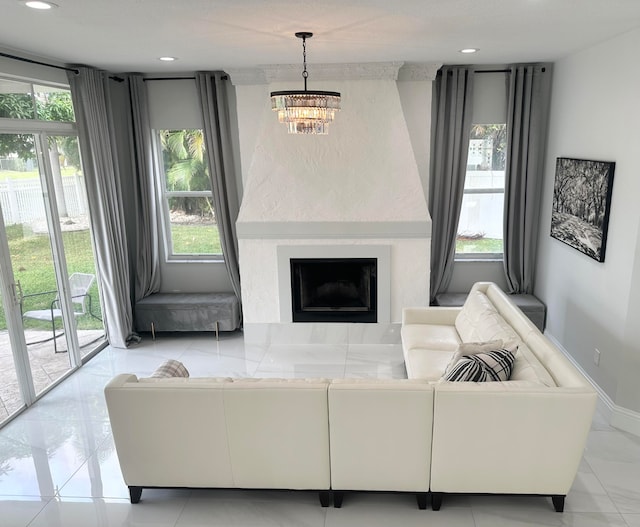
[1,225,103,331]
[0,222,222,330]
[456,237,504,255]
[171,224,222,254]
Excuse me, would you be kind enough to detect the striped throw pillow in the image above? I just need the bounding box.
[443,348,516,382]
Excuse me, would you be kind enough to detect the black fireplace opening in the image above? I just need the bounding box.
[290,258,377,323]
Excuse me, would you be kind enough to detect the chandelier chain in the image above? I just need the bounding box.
[301,35,308,90]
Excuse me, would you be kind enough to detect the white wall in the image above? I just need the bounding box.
[536,28,640,413]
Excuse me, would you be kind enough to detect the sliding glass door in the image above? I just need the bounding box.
[0,129,105,425]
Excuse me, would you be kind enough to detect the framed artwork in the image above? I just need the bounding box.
[550,157,615,262]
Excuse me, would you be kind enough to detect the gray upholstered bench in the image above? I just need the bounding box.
[134,293,240,339]
[435,292,546,331]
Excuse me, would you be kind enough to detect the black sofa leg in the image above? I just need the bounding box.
[129,486,142,504]
[431,492,443,511]
[319,491,330,507]
[333,491,344,508]
[416,492,428,510]
[552,495,565,512]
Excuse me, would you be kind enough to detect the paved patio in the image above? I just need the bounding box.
[0,329,105,421]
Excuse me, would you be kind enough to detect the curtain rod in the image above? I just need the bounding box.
[0,51,80,74]
[0,51,127,82]
[144,76,195,81]
[143,75,228,81]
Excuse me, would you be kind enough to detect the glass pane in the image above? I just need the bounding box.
[34,86,75,122]
[457,193,505,254]
[159,129,211,192]
[0,282,26,423]
[48,136,105,358]
[168,196,221,255]
[0,133,73,394]
[0,79,35,119]
[0,79,74,122]
[457,123,507,255]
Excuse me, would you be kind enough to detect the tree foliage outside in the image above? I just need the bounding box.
[0,89,78,168]
[470,124,507,170]
[159,129,215,221]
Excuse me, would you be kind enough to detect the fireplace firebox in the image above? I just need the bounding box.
[290,258,377,323]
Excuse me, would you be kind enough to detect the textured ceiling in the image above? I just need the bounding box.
[2,0,640,73]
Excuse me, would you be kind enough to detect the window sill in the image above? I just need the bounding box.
[454,255,504,263]
[164,257,225,264]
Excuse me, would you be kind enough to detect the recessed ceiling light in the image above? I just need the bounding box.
[159,56,177,62]
[24,1,58,9]
[460,48,478,54]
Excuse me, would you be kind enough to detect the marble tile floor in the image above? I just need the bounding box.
[0,331,639,526]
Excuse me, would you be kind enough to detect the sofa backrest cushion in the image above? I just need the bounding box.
[328,379,433,492]
[510,342,557,387]
[223,379,331,490]
[455,290,520,343]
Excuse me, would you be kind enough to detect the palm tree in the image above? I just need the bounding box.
[159,129,214,218]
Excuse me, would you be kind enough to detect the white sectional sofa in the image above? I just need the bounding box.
[401,281,597,511]
[105,281,596,512]
[105,375,433,507]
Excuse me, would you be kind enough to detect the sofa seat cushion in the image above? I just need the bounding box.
[404,348,456,381]
[455,290,520,343]
[401,324,461,352]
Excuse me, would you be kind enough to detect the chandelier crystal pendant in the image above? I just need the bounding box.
[271,32,341,135]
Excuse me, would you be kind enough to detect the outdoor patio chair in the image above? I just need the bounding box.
[21,272,99,353]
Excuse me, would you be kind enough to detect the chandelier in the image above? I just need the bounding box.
[270,32,341,135]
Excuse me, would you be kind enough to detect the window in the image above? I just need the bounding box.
[456,123,507,258]
[0,78,75,122]
[157,129,221,260]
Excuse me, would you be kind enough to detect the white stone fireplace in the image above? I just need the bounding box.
[229,62,438,343]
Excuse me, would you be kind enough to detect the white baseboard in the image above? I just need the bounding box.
[545,332,640,437]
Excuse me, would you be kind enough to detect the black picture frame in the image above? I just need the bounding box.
[550,157,615,262]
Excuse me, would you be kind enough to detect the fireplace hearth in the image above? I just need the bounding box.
[290,258,377,323]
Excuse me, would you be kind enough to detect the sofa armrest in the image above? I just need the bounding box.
[430,383,596,495]
[402,306,461,326]
[104,375,234,488]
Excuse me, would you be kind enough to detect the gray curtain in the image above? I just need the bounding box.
[503,64,552,294]
[195,72,242,308]
[429,66,475,304]
[67,67,136,348]
[128,74,161,302]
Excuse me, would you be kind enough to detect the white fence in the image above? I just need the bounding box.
[0,175,89,225]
